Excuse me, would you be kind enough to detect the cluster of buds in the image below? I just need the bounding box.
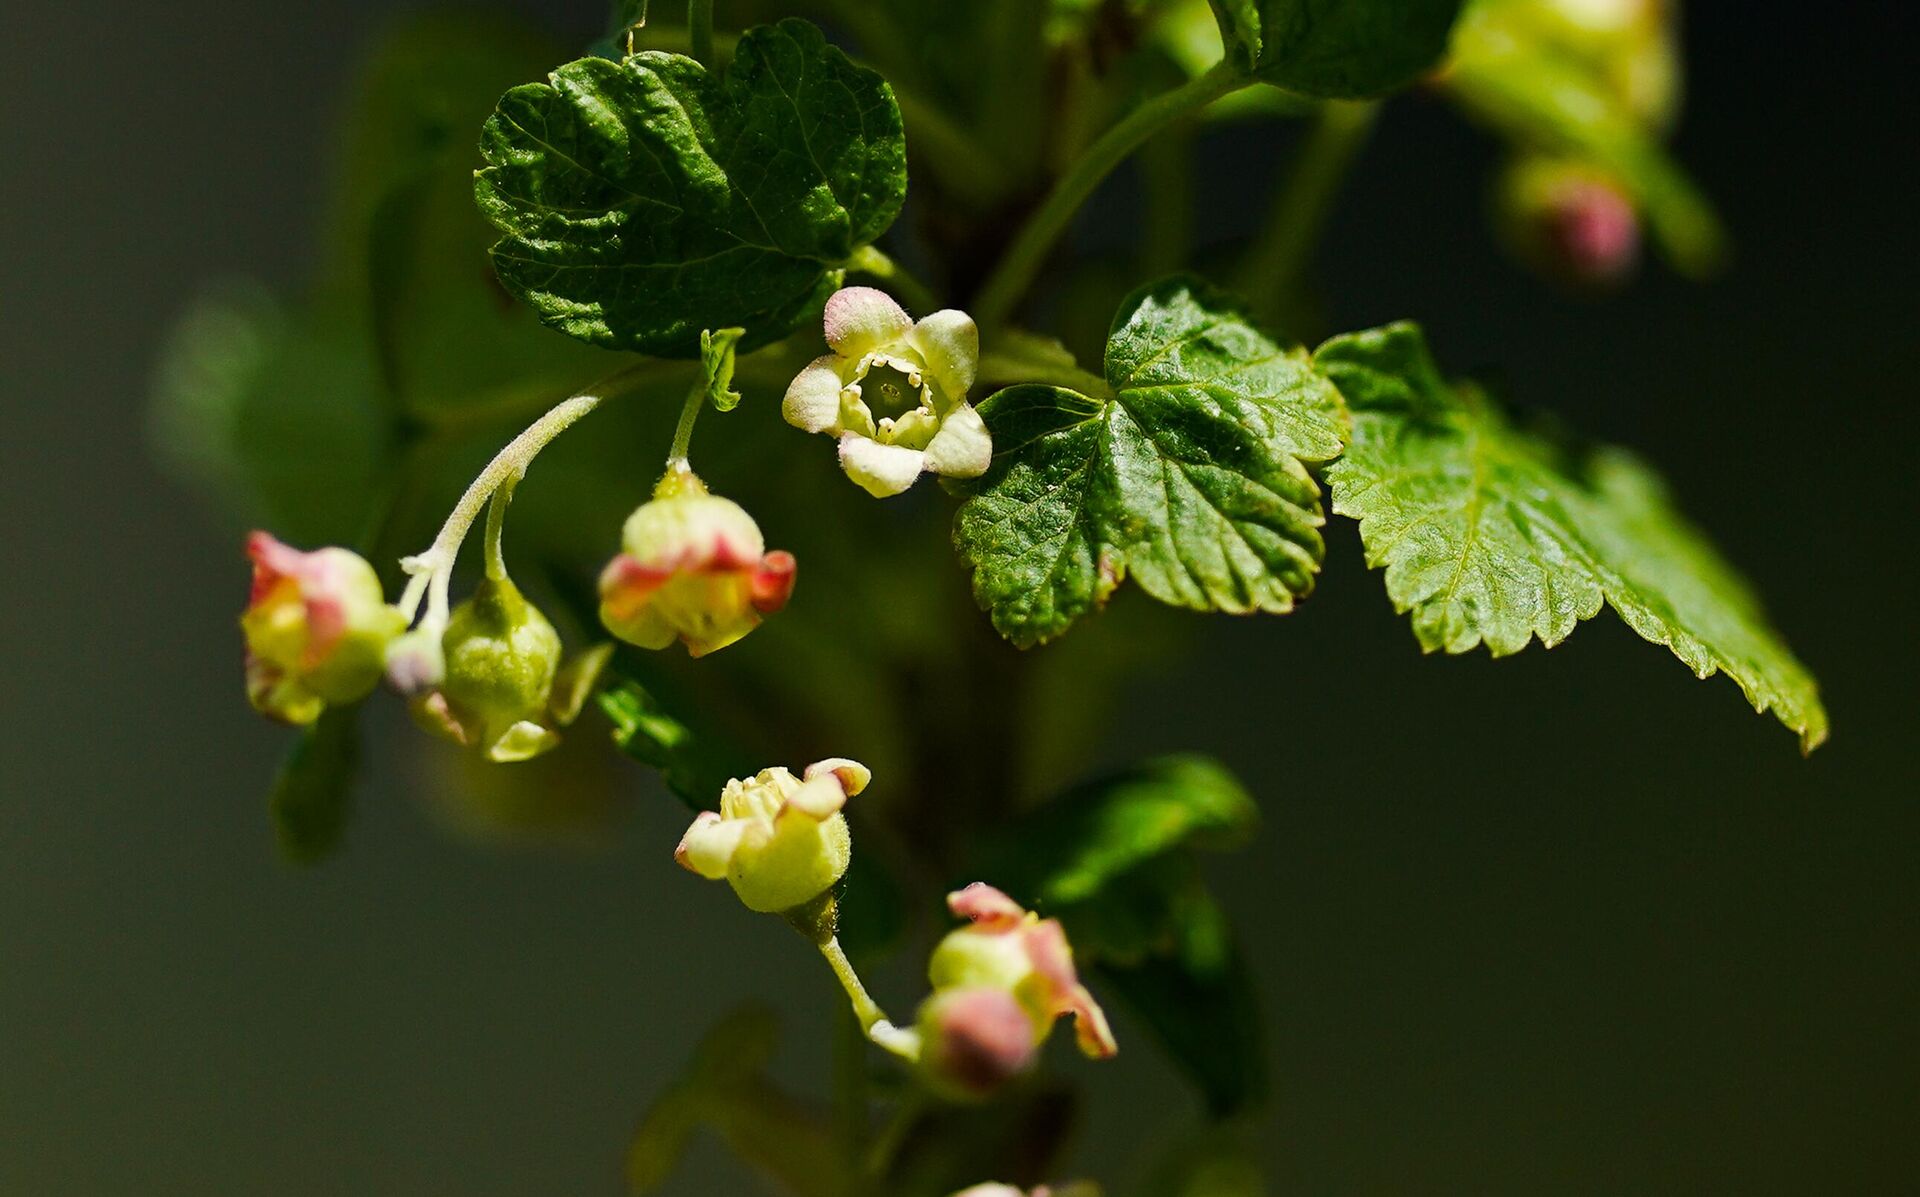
[675,758,869,913]
[783,287,992,497]
[916,884,1117,1100]
[242,533,405,724]
[599,462,796,657]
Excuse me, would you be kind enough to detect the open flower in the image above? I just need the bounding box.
[782,287,990,497]
[676,758,870,913]
[242,532,405,724]
[915,883,1117,1098]
[599,464,796,657]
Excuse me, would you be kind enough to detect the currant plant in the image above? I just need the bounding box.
[160,0,1826,1192]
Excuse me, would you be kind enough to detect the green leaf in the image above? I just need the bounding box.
[1445,8,1724,274]
[268,708,359,866]
[1315,322,1827,750]
[598,674,744,808]
[954,276,1348,647]
[476,18,907,357]
[699,327,746,412]
[1241,0,1465,98]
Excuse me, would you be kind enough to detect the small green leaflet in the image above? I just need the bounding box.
[954,276,1348,648]
[699,327,745,412]
[476,18,907,358]
[268,707,359,865]
[1316,322,1827,750]
[1217,0,1465,98]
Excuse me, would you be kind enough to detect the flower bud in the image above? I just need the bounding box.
[674,758,869,913]
[599,465,796,657]
[915,884,1117,1097]
[783,288,991,498]
[242,532,405,724]
[413,576,564,763]
[1499,158,1641,287]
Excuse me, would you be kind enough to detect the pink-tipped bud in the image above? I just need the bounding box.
[241,532,404,724]
[1501,158,1641,287]
[917,987,1040,1101]
[598,470,795,657]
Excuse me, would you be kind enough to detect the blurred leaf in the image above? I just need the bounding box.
[700,327,747,412]
[151,288,390,543]
[268,707,359,866]
[1315,322,1827,750]
[988,757,1257,911]
[476,19,907,357]
[954,276,1349,647]
[978,757,1266,1115]
[1223,0,1464,98]
[628,1006,850,1197]
[599,670,750,808]
[1444,1,1724,274]
[883,1085,1079,1197]
[1134,1123,1268,1197]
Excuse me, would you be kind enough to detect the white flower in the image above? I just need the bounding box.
[782,287,991,497]
[675,758,871,913]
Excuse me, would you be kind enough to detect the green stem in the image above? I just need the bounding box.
[818,937,919,1061]
[481,480,514,582]
[844,245,938,313]
[687,0,714,69]
[974,61,1246,329]
[1237,100,1379,325]
[667,376,707,464]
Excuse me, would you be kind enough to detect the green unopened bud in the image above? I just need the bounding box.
[413,577,564,763]
[675,758,869,913]
[242,531,405,725]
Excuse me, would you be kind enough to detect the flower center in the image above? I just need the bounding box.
[861,361,923,417]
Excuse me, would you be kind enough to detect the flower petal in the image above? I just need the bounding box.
[750,551,798,614]
[805,757,871,796]
[907,309,979,400]
[824,286,912,357]
[948,882,1027,931]
[782,355,847,434]
[676,810,746,879]
[1023,919,1117,1059]
[486,719,561,764]
[922,402,992,479]
[784,776,849,820]
[838,435,925,498]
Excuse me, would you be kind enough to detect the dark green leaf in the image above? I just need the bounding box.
[1316,322,1827,750]
[268,708,359,866]
[954,276,1348,647]
[1207,0,1263,72]
[476,18,907,357]
[1241,0,1464,98]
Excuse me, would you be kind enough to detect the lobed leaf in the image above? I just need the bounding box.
[476,18,907,357]
[1316,322,1827,750]
[955,276,1348,647]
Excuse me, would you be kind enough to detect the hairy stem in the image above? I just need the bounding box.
[667,377,707,465]
[1238,100,1379,325]
[481,480,514,583]
[974,61,1245,328]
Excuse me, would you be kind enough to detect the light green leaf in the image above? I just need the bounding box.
[1316,322,1827,750]
[699,327,746,412]
[1241,0,1464,98]
[476,18,907,357]
[954,276,1348,647]
[599,674,742,809]
[1444,3,1724,274]
[268,708,359,866]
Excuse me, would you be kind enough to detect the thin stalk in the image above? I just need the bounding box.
[481,481,514,582]
[687,0,714,69]
[974,61,1246,329]
[845,245,937,313]
[667,377,707,464]
[818,938,919,1061]
[1237,100,1379,324]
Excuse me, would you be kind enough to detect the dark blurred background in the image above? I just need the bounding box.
[3,1,1915,1193]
